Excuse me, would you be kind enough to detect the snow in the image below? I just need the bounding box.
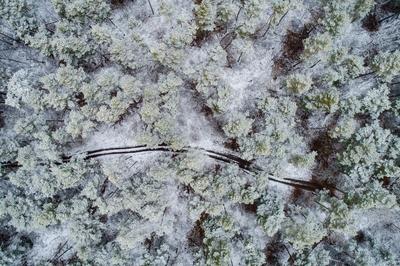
[30,226,72,262]
[353,208,400,231]
[2,0,400,264]
[75,114,140,153]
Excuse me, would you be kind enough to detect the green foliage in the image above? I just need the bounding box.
[305,88,339,113]
[270,0,295,26]
[290,151,316,168]
[40,65,87,110]
[65,110,96,138]
[286,73,313,94]
[353,0,375,18]
[203,238,231,266]
[186,164,259,204]
[9,151,91,197]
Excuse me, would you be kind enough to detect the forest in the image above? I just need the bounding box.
[0,0,400,265]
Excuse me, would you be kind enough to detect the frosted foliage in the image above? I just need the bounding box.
[242,240,266,266]
[371,50,400,81]
[305,88,339,113]
[239,133,271,160]
[223,113,254,138]
[318,190,358,235]
[339,234,399,266]
[256,191,285,236]
[0,0,399,264]
[286,73,313,94]
[321,3,351,36]
[195,0,217,32]
[320,0,374,35]
[293,248,331,266]
[0,134,18,162]
[361,85,391,118]
[347,180,398,210]
[0,193,57,231]
[303,33,332,59]
[282,207,327,250]
[6,69,45,111]
[52,0,110,23]
[65,110,95,138]
[0,0,38,38]
[329,116,356,140]
[328,49,365,81]
[316,180,398,237]
[0,236,33,265]
[339,123,400,182]
[40,65,87,110]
